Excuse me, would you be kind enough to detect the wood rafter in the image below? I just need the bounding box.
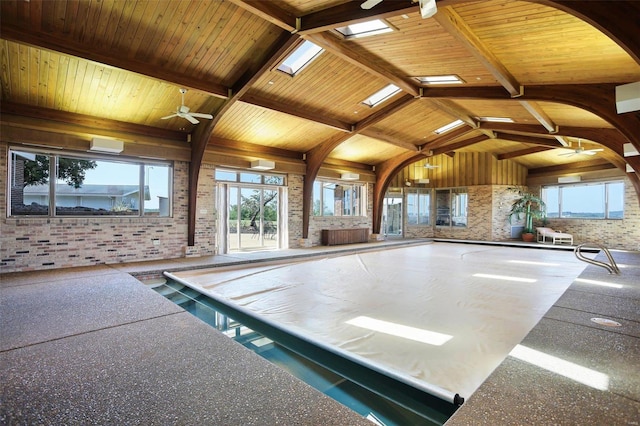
[297,0,417,34]
[497,146,555,161]
[433,6,521,97]
[359,129,419,152]
[240,94,352,132]
[188,32,300,245]
[304,32,420,97]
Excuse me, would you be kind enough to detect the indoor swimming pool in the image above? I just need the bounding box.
[152,279,458,426]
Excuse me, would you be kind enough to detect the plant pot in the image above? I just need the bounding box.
[522,232,536,242]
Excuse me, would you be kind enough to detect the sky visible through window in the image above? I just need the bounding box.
[80,161,169,209]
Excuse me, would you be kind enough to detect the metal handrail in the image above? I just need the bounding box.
[574,243,621,274]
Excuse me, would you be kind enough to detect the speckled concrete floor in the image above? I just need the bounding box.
[1,241,638,425]
[445,249,640,425]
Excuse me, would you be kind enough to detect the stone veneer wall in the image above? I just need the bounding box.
[0,144,209,272]
[286,173,304,248]
[435,186,493,240]
[528,178,640,251]
[306,182,374,246]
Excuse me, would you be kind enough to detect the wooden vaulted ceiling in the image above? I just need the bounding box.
[1,0,639,180]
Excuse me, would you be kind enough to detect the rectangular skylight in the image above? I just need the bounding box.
[362,84,401,108]
[434,119,464,134]
[415,75,465,85]
[336,19,393,39]
[476,116,514,123]
[277,40,323,76]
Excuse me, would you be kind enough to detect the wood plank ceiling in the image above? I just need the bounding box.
[1,0,639,176]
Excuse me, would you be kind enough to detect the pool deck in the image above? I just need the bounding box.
[1,239,639,425]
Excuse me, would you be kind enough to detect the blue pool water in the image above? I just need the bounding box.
[152,280,457,426]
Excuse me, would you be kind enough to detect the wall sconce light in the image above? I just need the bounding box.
[90,137,124,153]
[623,143,639,157]
[415,178,430,184]
[341,172,360,181]
[558,175,581,183]
[251,159,275,170]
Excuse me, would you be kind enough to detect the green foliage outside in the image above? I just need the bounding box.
[24,155,97,189]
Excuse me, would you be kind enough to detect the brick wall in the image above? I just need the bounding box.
[306,182,374,246]
[528,179,640,251]
[0,146,193,272]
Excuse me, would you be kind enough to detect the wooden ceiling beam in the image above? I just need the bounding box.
[528,158,617,177]
[494,132,563,148]
[421,126,476,150]
[208,137,302,160]
[355,94,418,131]
[0,101,187,142]
[297,0,417,34]
[498,146,555,161]
[188,32,300,245]
[360,129,420,152]
[433,6,521,97]
[304,31,420,97]
[240,94,352,132]
[432,134,490,155]
[226,0,297,32]
[0,25,229,99]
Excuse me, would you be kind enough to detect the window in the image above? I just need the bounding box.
[542,181,624,219]
[335,19,393,39]
[313,180,365,217]
[362,84,401,108]
[9,148,172,217]
[277,40,323,76]
[415,75,465,85]
[434,119,464,134]
[407,189,430,225]
[436,188,467,227]
[215,169,285,186]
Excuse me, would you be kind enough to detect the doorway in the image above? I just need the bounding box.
[383,191,403,237]
[220,184,282,252]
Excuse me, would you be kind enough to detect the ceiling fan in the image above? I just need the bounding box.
[161,88,213,124]
[416,162,440,169]
[361,0,437,18]
[558,139,604,157]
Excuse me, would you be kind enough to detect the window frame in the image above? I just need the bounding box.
[542,180,624,220]
[435,187,468,228]
[8,147,173,218]
[312,179,367,217]
[406,188,431,226]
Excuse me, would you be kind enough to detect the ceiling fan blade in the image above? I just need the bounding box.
[184,114,200,124]
[189,112,213,119]
[584,150,598,155]
[558,152,575,157]
[361,0,383,9]
[161,113,178,120]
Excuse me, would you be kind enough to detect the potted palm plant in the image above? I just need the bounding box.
[508,187,546,242]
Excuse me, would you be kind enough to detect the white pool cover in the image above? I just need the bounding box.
[167,243,586,403]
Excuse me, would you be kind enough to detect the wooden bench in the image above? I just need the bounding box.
[321,228,369,246]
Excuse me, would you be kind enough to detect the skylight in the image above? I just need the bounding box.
[476,116,514,123]
[415,75,465,85]
[434,119,464,134]
[336,19,393,39]
[277,40,324,76]
[362,84,401,108]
